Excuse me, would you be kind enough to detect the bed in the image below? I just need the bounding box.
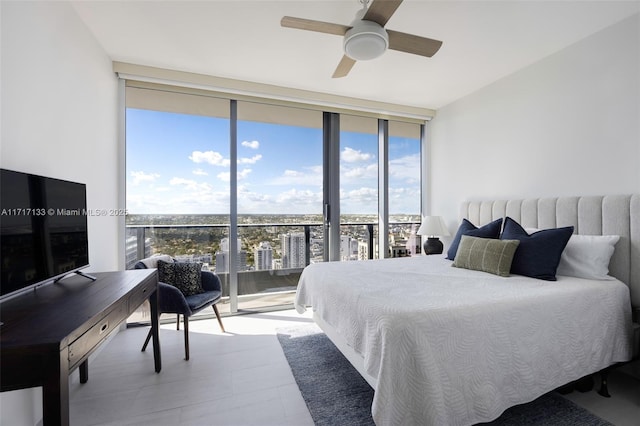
[294,194,639,426]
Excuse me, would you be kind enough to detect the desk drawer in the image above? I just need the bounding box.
[68,303,128,369]
[128,276,156,314]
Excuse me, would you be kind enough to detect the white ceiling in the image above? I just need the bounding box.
[70,0,640,110]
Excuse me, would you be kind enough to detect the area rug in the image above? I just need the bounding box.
[277,323,612,426]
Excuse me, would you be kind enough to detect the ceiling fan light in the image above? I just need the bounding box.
[343,20,388,61]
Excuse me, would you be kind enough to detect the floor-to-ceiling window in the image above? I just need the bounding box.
[124,82,424,319]
[235,101,323,311]
[340,115,379,259]
[125,85,231,321]
[388,120,422,256]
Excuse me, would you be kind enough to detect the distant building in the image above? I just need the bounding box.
[281,232,306,269]
[254,241,273,271]
[220,237,242,253]
[215,237,247,273]
[174,253,213,270]
[357,240,369,260]
[125,234,152,269]
[340,235,359,261]
[215,251,248,273]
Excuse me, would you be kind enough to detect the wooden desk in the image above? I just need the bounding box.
[0,270,161,425]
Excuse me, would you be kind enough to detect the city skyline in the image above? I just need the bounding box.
[126,108,421,216]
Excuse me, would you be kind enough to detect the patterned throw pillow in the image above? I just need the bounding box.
[157,259,176,286]
[157,260,204,296]
[452,235,520,277]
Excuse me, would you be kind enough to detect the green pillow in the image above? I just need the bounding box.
[452,235,520,277]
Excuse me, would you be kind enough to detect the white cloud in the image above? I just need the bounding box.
[239,188,271,203]
[342,163,377,180]
[192,168,208,176]
[130,171,160,185]
[188,150,260,167]
[241,140,260,149]
[217,168,252,182]
[238,154,262,164]
[169,177,197,187]
[389,153,420,182]
[276,188,322,205]
[389,186,420,200]
[189,150,230,166]
[128,176,230,214]
[268,166,322,186]
[309,165,322,174]
[345,187,378,202]
[339,187,378,215]
[169,177,214,193]
[341,147,373,163]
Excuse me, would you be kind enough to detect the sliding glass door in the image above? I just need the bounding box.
[339,115,379,259]
[235,101,323,311]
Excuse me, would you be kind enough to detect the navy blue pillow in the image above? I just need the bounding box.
[446,218,503,260]
[500,217,573,281]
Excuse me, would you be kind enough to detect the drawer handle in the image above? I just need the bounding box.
[99,321,109,334]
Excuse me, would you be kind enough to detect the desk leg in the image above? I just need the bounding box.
[42,351,70,425]
[149,289,162,373]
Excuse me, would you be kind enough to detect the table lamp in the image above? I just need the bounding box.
[417,216,450,255]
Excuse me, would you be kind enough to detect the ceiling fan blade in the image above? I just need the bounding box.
[387,30,443,57]
[332,55,357,78]
[363,0,403,27]
[281,16,350,36]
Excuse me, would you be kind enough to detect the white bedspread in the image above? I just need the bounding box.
[295,255,633,426]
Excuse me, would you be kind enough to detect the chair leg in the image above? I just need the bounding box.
[213,304,225,333]
[183,315,190,361]
[141,328,152,352]
[176,314,180,330]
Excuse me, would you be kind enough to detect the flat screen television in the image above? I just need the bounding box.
[1,169,90,300]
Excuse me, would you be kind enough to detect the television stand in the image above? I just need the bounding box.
[0,270,161,426]
[53,269,97,283]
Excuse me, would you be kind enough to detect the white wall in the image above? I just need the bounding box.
[429,14,640,231]
[0,1,119,424]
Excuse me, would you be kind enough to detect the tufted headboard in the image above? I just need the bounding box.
[460,195,640,316]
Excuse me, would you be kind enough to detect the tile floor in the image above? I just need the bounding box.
[69,309,640,426]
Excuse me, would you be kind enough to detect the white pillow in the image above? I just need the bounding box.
[556,234,620,280]
[140,254,173,269]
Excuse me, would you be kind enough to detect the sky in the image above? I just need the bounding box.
[126,108,421,216]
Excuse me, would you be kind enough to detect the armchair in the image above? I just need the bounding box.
[134,255,225,360]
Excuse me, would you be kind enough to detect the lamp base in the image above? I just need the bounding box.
[423,237,443,255]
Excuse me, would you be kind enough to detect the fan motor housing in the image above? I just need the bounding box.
[343,20,389,61]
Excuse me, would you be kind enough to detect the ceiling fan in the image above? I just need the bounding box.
[281,0,442,78]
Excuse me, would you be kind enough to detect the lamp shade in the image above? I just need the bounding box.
[417,216,450,237]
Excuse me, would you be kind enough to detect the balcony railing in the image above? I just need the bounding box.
[125,221,421,316]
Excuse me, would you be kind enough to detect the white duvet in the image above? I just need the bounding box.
[295,255,633,426]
